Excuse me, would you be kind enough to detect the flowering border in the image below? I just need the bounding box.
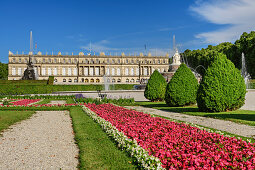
[82,106,164,170]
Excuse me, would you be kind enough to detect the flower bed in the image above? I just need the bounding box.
[10,99,41,106]
[85,103,255,169]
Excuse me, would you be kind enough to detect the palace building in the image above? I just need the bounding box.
[8,51,169,84]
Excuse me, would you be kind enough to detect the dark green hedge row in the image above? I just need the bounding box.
[0,84,135,95]
[0,80,48,85]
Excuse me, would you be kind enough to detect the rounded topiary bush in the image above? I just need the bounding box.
[197,53,246,112]
[165,63,198,106]
[144,70,167,101]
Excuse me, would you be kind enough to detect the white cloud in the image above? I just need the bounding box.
[190,0,255,44]
[80,40,118,53]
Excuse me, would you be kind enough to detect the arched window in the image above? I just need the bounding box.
[117,79,121,83]
[126,79,129,83]
[117,68,120,76]
[112,79,116,83]
[81,78,84,82]
[112,68,115,76]
[125,68,129,75]
[54,79,57,82]
[136,79,140,82]
[63,79,66,82]
[74,79,78,83]
[96,79,100,83]
[131,78,135,83]
[85,79,89,83]
[68,79,72,82]
[90,79,94,83]
[107,78,110,83]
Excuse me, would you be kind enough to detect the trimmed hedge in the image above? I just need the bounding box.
[144,70,167,101]
[0,80,47,85]
[47,76,54,85]
[197,53,246,112]
[165,63,198,106]
[0,84,135,95]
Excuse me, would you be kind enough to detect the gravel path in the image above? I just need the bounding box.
[49,100,67,104]
[0,111,78,169]
[125,106,255,138]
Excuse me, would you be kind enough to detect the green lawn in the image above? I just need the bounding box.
[0,110,35,133]
[69,107,137,169]
[135,101,255,126]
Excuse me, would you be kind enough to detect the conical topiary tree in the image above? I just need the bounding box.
[165,63,198,106]
[197,53,246,112]
[144,70,167,101]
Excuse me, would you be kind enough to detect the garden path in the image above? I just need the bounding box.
[125,106,255,138]
[49,100,67,104]
[0,110,78,169]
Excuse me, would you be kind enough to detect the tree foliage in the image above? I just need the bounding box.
[165,63,198,106]
[182,31,255,78]
[144,70,167,101]
[0,62,8,80]
[197,53,246,112]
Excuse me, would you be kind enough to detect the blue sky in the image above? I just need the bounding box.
[1,0,255,63]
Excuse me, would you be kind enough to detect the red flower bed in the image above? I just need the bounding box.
[86,103,255,169]
[10,99,41,105]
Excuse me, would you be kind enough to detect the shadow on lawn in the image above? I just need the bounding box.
[203,114,255,122]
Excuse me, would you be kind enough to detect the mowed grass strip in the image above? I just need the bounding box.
[69,107,137,169]
[136,101,255,126]
[0,111,35,133]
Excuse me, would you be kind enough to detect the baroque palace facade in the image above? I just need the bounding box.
[8,51,169,84]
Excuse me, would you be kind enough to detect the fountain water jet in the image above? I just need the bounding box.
[241,53,251,88]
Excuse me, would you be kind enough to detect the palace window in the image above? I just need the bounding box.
[158,59,160,64]
[117,78,121,82]
[107,59,110,64]
[90,59,94,64]
[130,68,134,76]
[68,68,72,76]
[19,58,21,63]
[125,68,129,75]
[68,79,72,82]
[90,79,94,83]
[53,68,57,75]
[63,59,65,64]
[42,59,45,63]
[89,67,94,75]
[85,79,89,83]
[42,68,46,75]
[73,68,77,76]
[74,59,77,64]
[68,59,71,64]
[136,67,139,76]
[117,68,120,76]
[18,68,22,75]
[12,58,16,63]
[112,59,115,64]
[131,60,134,64]
[136,79,140,82]
[84,67,88,76]
[54,59,57,63]
[112,68,115,76]
[62,68,66,76]
[136,60,139,64]
[48,68,52,75]
[95,67,99,76]
[54,79,57,83]
[48,59,51,63]
[131,79,135,83]
[96,79,100,83]
[118,59,120,64]
[25,59,28,63]
[144,67,148,75]
[12,68,16,75]
[74,79,78,83]
[126,59,128,64]
[63,79,66,82]
[96,59,99,64]
[85,59,88,64]
[152,67,155,73]
[126,79,129,83]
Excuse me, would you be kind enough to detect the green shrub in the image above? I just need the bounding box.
[47,76,54,85]
[165,63,198,106]
[144,70,167,101]
[197,53,246,112]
